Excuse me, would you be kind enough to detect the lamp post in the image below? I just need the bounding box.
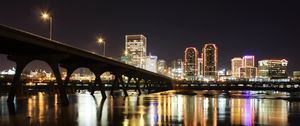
[97,36,106,56]
[41,11,53,40]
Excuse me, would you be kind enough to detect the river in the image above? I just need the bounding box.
[1,90,300,125]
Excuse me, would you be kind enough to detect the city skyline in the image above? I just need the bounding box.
[2,1,300,126]
[1,1,300,73]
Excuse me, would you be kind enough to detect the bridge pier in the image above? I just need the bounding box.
[91,73,106,99]
[7,56,31,103]
[134,78,142,95]
[50,63,69,106]
[88,66,107,98]
[62,65,78,94]
[110,73,128,96]
[119,75,128,96]
[48,81,55,94]
[148,80,154,93]
[126,77,132,88]
[90,74,107,99]
[143,79,149,91]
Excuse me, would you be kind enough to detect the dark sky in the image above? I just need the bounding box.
[1,0,300,74]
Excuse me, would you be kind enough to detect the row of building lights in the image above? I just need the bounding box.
[0,38,298,82]
[120,35,296,82]
[181,46,290,81]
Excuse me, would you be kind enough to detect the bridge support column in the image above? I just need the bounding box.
[48,81,55,94]
[148,81,153,93]
[142,79,148,90]
[110,75,116,96]
[134,78,142,95]
[88,67,107,98]
[7,56,32,103]
[110,73,128,96]
[188,81,191,87]
[99,77,107,98]
[62,66,77,94]
[119,75,128,96]
[50,63,69,106]
[126,77,132,88]
[91,74,107,99]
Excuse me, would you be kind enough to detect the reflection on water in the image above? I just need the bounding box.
[1,90,300,125]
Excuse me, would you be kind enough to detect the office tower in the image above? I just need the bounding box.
[239,67,257,79]
[198,57,203,79]
[125,35,147,69]
[293,71,300,81]
[157,59,167,74]
[184,47,198,80]
[258,59,288,79]
[243,55,255,67]
[202,43,218,80]
[145,55,157,73]
[231,57,243,78]
[171,59,184,79]
[238,55,257,79]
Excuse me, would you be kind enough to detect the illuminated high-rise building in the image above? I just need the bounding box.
[258,59,288,79]
[157,59,167,74]
[197,57,203,79]
[184,47,198,80]
[231,57,243,78]
[243,55,255,67]
[145,55,157,73]
[239,67,257,78]
[238,55,257,79]
[293,71,300,81]
[171,59,184,79]
[202,43,218,79]
[125,35,147,69]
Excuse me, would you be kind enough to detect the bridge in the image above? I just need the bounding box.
[2,24,300,106]
[0,24,173,105]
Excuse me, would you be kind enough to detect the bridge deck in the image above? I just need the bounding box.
[0,24,172,104]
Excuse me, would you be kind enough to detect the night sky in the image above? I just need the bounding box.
[1,0,300,74]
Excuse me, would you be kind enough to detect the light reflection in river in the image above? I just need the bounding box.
[1,90,300,125]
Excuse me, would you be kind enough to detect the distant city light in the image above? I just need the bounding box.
[0,67,15,75]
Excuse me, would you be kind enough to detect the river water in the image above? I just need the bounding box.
[1,90,300,126]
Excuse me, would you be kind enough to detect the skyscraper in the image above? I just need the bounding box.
[293,71,300,81]
[231,57,243,78]
[125,35,147,69]
[258,59,288,79]
[239,55,257,79]
[184,47,198,80]
[243,55,255,67]
[157,59,167,74]
[239,67,257,79]
[202,43,218,80]
[145,55,157,73]
[171,59,184,80]
[198,57,203,79]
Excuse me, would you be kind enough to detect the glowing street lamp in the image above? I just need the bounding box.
[41,11,53,40]
[124,50,128,56]
[97,36,106,56]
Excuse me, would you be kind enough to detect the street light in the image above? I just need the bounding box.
[124,50,128,56]
[97,36,106,56]
[41,11,53,40]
